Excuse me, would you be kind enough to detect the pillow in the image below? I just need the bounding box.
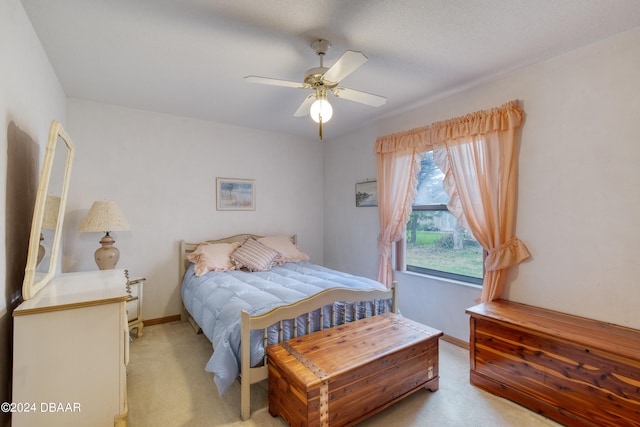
[187,242,241,276]
[258,235,310,263]
[231,237,282,271]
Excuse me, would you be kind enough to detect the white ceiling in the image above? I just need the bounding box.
[20,0,640,141]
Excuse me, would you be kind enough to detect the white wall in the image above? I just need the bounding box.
[324,28,640,341]
[1,0,67,424]
[323,126,381,279]
[64,100,324,320]
[1,0,67,307]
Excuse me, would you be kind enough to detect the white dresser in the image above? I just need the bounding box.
[12,269,130,427]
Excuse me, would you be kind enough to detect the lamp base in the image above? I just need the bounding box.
[95,234,120,270]
[37,233,45,266]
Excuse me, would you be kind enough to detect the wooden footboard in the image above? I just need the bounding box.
[240,284,397,420]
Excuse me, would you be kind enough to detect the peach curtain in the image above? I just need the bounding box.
[431,100,530,302]
[375,127,432,287]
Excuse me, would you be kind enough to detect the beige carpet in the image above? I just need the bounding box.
[127,321,561,427]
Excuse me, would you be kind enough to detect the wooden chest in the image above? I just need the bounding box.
[267,312,442,427]
[467,300,640,426]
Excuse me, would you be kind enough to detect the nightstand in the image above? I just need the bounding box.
[126,276,146,337]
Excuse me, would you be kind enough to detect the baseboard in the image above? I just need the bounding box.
[144,314,181,326]
[441,334,469,350]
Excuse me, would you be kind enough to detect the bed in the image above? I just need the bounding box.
[178,234,397,420]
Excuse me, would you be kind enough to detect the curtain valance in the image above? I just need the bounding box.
[375,126,431,154]
[431,100,523,144]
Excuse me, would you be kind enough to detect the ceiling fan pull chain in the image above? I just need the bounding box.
[319,116,323,140]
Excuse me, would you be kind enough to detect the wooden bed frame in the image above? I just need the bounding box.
[178,234,397,420]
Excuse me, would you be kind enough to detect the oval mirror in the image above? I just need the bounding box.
[22,120,74,300]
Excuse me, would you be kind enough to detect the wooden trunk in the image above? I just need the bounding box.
[267,312,443,427]
[466,300,640,427]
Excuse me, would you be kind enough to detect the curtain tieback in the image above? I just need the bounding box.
[485,237,530,272]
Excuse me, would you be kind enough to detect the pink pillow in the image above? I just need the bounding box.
[258,235,310,263]
[231,237,282,271]
[187,242,241,276]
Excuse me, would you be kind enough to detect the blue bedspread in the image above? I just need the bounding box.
[181,261,388,395]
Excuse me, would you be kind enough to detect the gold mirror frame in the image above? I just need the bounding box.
[22,121,74,300]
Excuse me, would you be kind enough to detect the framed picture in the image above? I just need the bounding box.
[216,178,255,211]
[355,180,377,207]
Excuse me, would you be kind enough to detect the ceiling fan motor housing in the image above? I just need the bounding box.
[304,66,337,87]
[306,39,338,87]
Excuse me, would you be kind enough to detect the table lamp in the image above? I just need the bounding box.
[79,200,130,270]
[37,195,61,266]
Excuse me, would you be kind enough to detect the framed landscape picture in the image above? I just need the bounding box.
[216,178,255,211]
[355,180,377,207]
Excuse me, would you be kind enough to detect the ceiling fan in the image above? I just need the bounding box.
[244,39,387,140]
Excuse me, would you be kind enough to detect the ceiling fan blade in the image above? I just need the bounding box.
[294,94,316,117]
[331,87,387,107]
[244,75,308,89]
[322,50,368,84]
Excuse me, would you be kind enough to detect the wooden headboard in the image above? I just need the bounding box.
[179,234,297,282]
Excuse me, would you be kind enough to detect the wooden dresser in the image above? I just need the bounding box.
[466,300,640,426]
[267,312,442,427]
[12,270,130,427]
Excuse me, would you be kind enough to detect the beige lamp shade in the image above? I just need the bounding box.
[42,195,61,230]
[79,200,130,233]
[79,200,130,270]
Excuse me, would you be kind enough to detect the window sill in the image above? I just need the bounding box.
[396,269,483,290]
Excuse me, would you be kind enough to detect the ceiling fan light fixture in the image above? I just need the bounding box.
[310,97,333,123]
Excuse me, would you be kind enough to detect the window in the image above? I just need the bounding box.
[403,151,484,285]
